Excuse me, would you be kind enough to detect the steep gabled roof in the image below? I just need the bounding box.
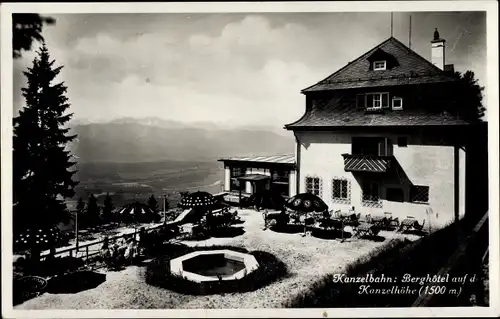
[302,37,456,93]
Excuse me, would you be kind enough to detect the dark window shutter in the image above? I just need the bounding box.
[382,93,389,108]
[356,94,365,109]
[387,139,393,156]
[379,139,386,156]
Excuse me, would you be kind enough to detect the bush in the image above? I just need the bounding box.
[140,226,180,256]
[15,255,85,278]
[144,244,287,295]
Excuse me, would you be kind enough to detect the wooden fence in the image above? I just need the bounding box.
[39,223,165,262]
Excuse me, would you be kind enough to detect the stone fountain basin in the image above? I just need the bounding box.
[170,250,259,283]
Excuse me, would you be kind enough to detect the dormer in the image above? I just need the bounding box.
[366,48,399,71]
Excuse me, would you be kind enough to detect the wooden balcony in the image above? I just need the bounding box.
[342,154,393,173]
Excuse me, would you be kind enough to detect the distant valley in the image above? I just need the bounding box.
[67,117,295,209]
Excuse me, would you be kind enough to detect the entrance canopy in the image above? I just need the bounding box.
[237,174,270,182]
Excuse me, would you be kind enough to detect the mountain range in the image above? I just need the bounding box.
[69,117,295,163]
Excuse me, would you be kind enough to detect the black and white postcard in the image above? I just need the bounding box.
[1,1,499,318]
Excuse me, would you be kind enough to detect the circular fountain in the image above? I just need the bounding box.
[170,250,259,283]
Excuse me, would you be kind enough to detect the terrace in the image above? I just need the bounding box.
[14,207,422,309]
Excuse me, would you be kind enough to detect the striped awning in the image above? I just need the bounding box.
[342,154,392,173]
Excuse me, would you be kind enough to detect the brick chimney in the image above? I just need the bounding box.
[431,28,445,70]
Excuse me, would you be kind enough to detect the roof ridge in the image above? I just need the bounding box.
[301,36,454,93]
[388,36,448,74]
[301,37,395,94]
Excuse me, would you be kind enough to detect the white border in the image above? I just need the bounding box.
[1,1,499,318]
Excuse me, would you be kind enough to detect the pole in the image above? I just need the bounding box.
[409,14,412,49]
[163,194,166,224]
[390,12,393,37]
[75,211,79,255]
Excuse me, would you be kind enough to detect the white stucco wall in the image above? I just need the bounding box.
[289,170,297,197]
[224,167,231,192]
[459,148,466,219]
[296,131,464,230]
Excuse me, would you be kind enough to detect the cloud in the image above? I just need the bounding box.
[17,14,331,127]
[12,13,487,127]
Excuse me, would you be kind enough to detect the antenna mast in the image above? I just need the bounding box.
[390,12,393,37]
[409,14,412,49]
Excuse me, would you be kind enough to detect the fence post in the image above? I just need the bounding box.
[86,246,89,260]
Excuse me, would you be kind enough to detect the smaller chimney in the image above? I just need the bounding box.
[431,28,445,70]
[444,64,455,75]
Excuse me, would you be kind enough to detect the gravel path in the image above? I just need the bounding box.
[16,209,420,309]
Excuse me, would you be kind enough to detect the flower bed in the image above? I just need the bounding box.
[145,244,287,295]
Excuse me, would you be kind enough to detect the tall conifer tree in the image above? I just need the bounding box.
[13,44,78,234]
[102,193,114,223]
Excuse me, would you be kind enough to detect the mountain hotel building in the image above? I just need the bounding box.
[219,30,487,230]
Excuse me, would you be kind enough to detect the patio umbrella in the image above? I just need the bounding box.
[284,193,328,213]
[178,191,216,225]
[14,226,65,256]
[116,202,158,223]
[178,191,215,209]
[284,193,328,236]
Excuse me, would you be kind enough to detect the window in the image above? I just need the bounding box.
[352,137,393,156]
[271,169,290,196]
[366,93,389,109]
[271,170,289,183]
[305,176,322,196]
[386,187,405,202]
[373,94,382,108]
[362,182,382,208]
[230,167,245,178]
[230,167,246,191]
[332,178,350,204]
[373,60,387,70]
[410,185,430,203]
[392,97,403,110]
[397,137,408,147]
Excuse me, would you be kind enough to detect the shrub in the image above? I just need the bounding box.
[144,245,287,295]
[16,255,85,278]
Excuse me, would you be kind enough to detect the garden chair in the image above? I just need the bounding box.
[384,212,400,228]
[332,210,342,219]
[231,210,241,221]
[290,213,301,225]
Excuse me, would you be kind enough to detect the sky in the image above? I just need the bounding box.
[13,11,487,130]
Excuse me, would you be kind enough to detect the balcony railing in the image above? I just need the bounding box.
[342,154,393,173]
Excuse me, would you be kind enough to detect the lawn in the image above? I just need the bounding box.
[15,209,421,309]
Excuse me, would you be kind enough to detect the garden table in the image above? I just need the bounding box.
[353,222,380,237]
[318,218,343,230]
[398,218,425,233]
[368,215,387,227]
